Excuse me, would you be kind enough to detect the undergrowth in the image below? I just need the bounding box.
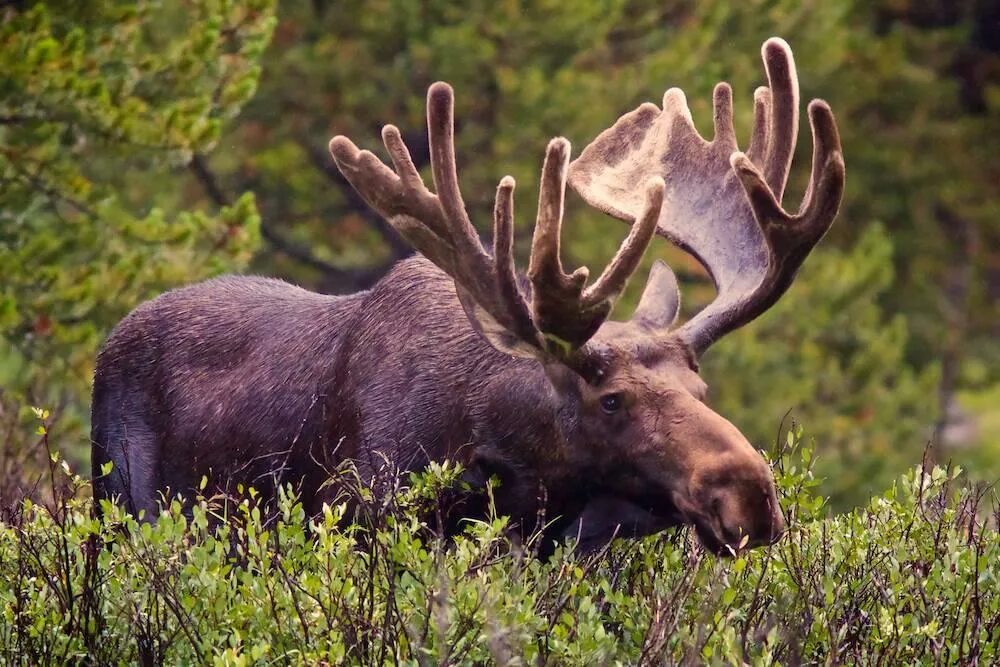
[0,413,998,665]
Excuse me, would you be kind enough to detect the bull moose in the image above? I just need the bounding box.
[91,38,844,555]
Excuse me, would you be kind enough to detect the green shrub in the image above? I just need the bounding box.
[1,425,997,665]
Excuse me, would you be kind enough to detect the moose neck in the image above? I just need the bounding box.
[330,256,596,528]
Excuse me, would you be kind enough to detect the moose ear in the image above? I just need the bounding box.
[631,260,680,330]
[455,286,542,359]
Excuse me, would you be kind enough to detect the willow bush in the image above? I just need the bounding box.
[1,422,997,665]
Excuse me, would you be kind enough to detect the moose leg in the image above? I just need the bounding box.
[91,383,162,521]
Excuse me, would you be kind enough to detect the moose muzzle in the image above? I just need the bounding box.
[690,464,785,554]
[668,399,786,555]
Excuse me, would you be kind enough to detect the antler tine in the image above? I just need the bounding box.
[492,175,539,344]
[759,37,799,199]
[528,138,584,280]
[332,82,490,268]
[526,138,591,348]
[728,100,845,251]
[492,176,518,299]
[712,83,737,149]
[567,37,846,357]
[527,139,663,351]
[527,137,589,325]
[582,177,664,308]
[800,100,846,232]
[332,82,546,354]
[678,102,844,353]
[381,125,422,191]
[746,86,770,165]
[333,81,671,360]
[425,83,481,256]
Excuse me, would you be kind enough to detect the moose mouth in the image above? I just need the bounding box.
[563,488,749,557]
[610,499,747,557]
[689,519,732,556]
[561,492,686,553]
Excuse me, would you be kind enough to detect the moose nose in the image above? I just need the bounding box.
[709,481,785,552]
[768,503,786,543]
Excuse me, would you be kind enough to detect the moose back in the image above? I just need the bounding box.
[91,38,844,555]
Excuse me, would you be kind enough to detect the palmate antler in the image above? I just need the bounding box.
[569,38,846,355]
[329,83,664,358]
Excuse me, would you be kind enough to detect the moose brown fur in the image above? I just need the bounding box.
[92,38,844,555]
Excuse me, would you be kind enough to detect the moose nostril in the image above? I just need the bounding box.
[769,508,786,543]
[703,486,784,552]
[763,491,786,544]
[711,489,785,550]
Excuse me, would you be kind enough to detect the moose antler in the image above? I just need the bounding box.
[568,37,845,355]
[329,82,664,358]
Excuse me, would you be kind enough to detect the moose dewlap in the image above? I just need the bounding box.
[91,37,843,556]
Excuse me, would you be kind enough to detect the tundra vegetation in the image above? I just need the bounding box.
[1,0,999,664]
[1,423,998,663]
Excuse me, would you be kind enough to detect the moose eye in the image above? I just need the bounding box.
[599,392,624,414]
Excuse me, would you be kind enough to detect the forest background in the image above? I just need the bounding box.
[1,0,998,510]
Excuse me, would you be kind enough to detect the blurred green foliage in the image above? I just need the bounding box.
[0,1,276,420]
[703,225,939,507]
[1,0,998,506]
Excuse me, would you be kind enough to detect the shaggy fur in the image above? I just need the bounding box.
[91,255,782,552]
[93,259,588,532]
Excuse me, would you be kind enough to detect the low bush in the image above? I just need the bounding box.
[0,424,997,665]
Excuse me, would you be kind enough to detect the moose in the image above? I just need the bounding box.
[91,38,844,555]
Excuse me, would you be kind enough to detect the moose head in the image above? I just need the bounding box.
[329,38,844,554]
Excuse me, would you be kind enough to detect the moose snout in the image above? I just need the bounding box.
[667,398,787,554]
[701,473,785,554]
